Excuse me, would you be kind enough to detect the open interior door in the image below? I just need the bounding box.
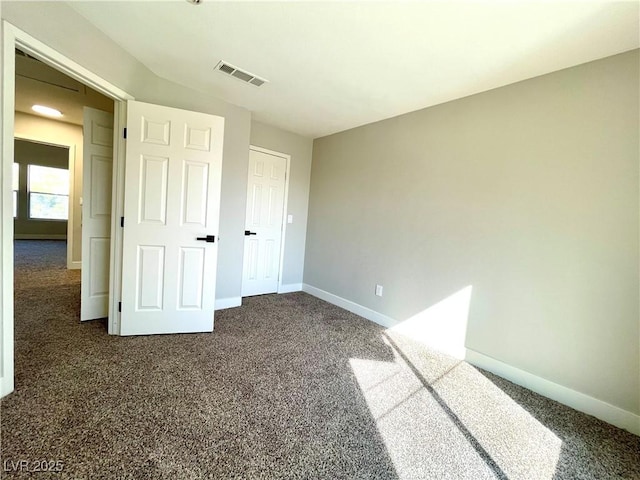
[81,107,114,321]
[119,100,224,336]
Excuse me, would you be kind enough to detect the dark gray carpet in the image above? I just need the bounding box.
[1,240,639,479]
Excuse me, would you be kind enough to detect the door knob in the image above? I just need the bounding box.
[196,235,216,243]
[244,230,257,236]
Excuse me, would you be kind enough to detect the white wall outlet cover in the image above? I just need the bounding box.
[375,285,383,297]
[287,214,293,224]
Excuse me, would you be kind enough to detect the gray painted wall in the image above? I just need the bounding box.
[250,121,313,287]
[13,139,68,237]
[305,50,639,414]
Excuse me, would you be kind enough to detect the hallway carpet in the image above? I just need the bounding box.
[1,240,639,479]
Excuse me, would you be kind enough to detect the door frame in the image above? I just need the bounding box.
[1,21,133,395]
[246,145,292,295]
[13,135,77,269]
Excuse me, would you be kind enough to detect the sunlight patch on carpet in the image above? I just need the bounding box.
[349,348,562,479]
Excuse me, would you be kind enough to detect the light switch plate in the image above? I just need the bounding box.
[287,215,293,224]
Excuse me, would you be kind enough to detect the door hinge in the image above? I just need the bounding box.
[123,127,127,139]
[120,217,124,228]
[118,301,122,313]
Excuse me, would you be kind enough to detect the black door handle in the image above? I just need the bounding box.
[244,230,257,236]
[196,235,216,243]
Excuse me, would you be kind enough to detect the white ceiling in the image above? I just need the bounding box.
[68,1,639,139]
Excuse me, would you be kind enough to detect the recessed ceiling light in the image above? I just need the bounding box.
[32,105,63,118]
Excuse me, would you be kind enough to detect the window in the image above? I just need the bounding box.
[12,163,19,218]
[28,165,69,220]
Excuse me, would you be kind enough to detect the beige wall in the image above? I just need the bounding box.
[250,121,313,287]
[306,50,639,415]
[13,139,69,238]
[14,113,83,263]
[3,2,252,303]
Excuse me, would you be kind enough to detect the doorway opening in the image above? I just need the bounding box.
[2,21,133,397]
[14,47,114,270]
[13,139,69,241]
[14,46,115,324]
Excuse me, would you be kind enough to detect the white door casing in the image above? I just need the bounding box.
[241,148,287,297]
[120,100,224,336]
[1,15,15,398]
[81,107,114,321]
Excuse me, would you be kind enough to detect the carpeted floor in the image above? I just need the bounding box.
[1,240,639,479]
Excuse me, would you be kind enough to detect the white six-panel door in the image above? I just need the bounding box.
[81,107,114,321]
[120,101,224,335]
[241,149,286,297]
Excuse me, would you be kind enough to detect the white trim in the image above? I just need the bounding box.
[278,283,302,294]
[9,24,132,102]
[14,234,67,240]
[215,297,242,310]
[465,349,640,436]
[66,144,76,269]
[302,283,395,328]
[108,101,127,335]
[68,260,81,270]
[302,282,640,436]
[1,19,16,398]
[247,146,292,296]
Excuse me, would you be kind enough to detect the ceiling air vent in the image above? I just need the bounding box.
[215,61,268,87]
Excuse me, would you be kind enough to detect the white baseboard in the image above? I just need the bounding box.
[465,349,640,436]
[67,260,81,270]
[278,283,303,294]
[14,234,67,240]
[215,297,242,310]
[302,283,396,328]
[302,282,640,436]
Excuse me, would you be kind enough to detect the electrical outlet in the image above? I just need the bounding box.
[375,284,383,297]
